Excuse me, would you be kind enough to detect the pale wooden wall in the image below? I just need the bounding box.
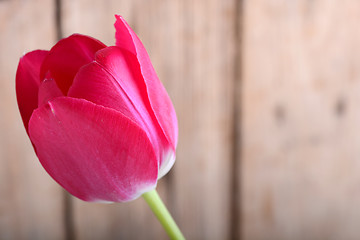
[241,1,360,240]
[1,0,360,239]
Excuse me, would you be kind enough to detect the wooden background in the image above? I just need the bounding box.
[1,0,360,239]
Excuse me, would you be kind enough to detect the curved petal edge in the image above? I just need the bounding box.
[16,50,48,132]
[40,34,106,94]
[114,15,178,154]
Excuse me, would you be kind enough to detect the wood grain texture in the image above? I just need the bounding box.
[241,1,360,239]
[0,0,65,239]
[9,0,360,239]
[61,0,236,239]
[167,1,236,239]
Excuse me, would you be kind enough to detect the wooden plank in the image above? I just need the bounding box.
[62,0,237,239]
[0,0,65,239]
[167,1,236,239]
[241,1,360,239]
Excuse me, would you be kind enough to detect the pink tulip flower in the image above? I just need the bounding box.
[16,15,178,202]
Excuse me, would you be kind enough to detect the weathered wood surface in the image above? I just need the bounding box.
[0,0,65,240]
[3,0,360,239]
[241,0,360,239]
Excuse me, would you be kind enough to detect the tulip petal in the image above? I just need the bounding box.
[114,15,178,152]
[16,50,48,132]
[68,47,174,176]
[28,97,158,202]
[40,34,106,94]
[68,47,150,126]
[38,77,63,107]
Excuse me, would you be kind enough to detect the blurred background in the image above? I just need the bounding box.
[1,0,360,239]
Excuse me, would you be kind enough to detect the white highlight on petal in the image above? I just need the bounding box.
[90,181,157,203]
[128,182,157,201]
[158,150,176,179]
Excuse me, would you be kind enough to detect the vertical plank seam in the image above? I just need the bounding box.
[230,0,243,239]
[55,0,63,41]
[64,193,75,240]
[55,0,75,239]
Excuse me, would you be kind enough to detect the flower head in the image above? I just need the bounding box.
[16,15,178,202]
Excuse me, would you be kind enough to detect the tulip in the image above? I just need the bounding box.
[16,15,184,239]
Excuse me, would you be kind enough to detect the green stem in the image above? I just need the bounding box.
[142,189,185,240]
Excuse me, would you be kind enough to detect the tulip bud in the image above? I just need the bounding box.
[16,15,178,202]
